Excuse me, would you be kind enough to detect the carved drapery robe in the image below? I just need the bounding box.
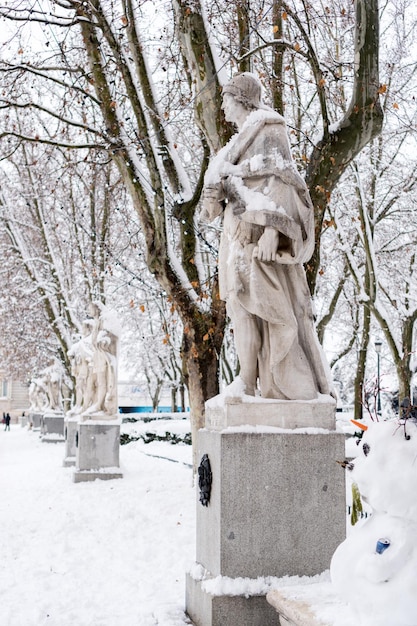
[202,109,331,400]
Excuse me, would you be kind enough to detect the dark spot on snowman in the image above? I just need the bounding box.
[363,442,370,456]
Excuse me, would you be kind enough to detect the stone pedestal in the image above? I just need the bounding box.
[73,418,123,483]
[205,394,336,431]
[63,415,79,467]
[186,396,346,626]
[41,411,65,443]
[30,412,42,430]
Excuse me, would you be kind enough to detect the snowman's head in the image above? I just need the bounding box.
[349,419,417,518]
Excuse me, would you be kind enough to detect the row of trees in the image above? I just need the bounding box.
[0,1,416,452]
[0,145,187,410]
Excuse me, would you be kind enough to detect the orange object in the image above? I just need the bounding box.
[351,419,368,431]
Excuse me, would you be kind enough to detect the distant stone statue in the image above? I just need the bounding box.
[41,363,63,412]
[82,302,119,418]
[28,378,48,413]
[67,320,94,415]
[201,72,332,401]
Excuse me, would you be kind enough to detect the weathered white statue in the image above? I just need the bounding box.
[201,72,331,401]
[28,378,48,413]
[41,363,64,412]
[82,301,119,418]
[67,320,94,415]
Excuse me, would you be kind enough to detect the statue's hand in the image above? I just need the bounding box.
[256,227,279,262]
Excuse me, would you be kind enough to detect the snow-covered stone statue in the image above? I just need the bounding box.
[73,302,123,482]
[28,378,48,413]
[40,363,63,412]
[67,320,94,415]
[331,417,417,626]
[82,301,120,419]
[201,72,331,400]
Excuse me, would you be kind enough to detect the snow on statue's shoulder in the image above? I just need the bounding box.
[203,134,239,186]
[242,107,285,129]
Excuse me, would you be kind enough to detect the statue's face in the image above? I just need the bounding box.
[221,92,238,123]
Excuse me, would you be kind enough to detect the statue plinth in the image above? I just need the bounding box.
[29,411,42,430]
[41,410,65,443]
[186,397,346,626]
[80,410,119,422]
[73,416,123,483]
[205,393,336,430]
[63,414,79,467]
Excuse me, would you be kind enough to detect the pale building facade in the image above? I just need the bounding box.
[0,373,29,422]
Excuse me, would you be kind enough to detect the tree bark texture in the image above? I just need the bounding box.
[305,0,383,294]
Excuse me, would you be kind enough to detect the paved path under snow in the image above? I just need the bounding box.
[0,424,194,626]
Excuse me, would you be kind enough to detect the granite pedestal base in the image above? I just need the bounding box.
[186,399,345,626]
[186,573,280,626]
[205,393,336,430]
[41,411,65,443]
[73,418,123,483]
[30,412,42,430]
[63,415,79,467]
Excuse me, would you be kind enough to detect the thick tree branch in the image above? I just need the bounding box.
[123,0,183,196]
[173,0,230,152]
[305,0,383,294]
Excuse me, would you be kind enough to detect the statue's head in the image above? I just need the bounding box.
[222,72,262,111]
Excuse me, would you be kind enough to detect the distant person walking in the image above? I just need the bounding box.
[4,413,11,431]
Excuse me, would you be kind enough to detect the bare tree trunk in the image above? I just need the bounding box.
[171,386,177,413]
[237,0,251,73]
[179,384,186,412]
[397,319,415,403]
[305,0,383,294]
[152,380,163,413]
[354,303,371,421]
[272,0,285,115]
[173,0,231,152]
[182,305,225,467]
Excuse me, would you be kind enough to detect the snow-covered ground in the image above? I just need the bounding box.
[0,420,195,626]
[5,411,404,626]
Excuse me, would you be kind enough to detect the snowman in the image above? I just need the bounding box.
[330,413,417,626]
